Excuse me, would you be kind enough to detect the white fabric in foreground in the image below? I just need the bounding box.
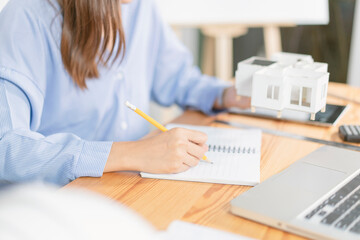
[0,183,159,240]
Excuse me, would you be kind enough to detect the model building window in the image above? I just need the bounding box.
[267,85,280,100]
[273,86,279,100]
[267,85,272,99]
[290,85,300,105]
[301,87,312,107]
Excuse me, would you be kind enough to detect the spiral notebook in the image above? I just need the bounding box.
[140,124,262,186]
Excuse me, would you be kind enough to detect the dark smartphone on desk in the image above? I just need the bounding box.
[229,104,348,127]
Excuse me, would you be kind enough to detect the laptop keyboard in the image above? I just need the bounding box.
[304,173,360,234]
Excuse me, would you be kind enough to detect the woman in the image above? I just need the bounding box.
[0,0,249,185]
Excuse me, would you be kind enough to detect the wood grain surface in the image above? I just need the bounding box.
[64,82,360,239]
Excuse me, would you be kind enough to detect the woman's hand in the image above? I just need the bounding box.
[104,128,208,174]
[214,86,251,110]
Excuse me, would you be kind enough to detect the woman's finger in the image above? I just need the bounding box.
[182,154,200,168]
[184,129,208,145]
[186,141,208,160]
[173,163,191,173]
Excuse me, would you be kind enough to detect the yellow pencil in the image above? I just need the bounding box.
[125,101,212,164]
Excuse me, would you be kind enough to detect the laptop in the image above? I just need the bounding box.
[230,146,360,240]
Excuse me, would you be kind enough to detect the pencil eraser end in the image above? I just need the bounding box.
[125,101,136,111]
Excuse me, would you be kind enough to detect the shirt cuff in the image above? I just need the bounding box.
[198,80,231,115]
[74,140,113,179]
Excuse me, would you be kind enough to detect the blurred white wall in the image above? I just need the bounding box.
[155,0,329,26]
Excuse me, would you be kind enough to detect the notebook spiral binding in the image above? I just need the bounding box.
[208,144,256,154]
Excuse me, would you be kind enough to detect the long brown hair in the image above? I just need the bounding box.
[58,0,125,89]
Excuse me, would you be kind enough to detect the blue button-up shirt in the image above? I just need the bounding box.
[0,0,228,185]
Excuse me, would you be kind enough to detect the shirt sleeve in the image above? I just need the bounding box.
[149,2,231,115]
[0,2,113,186]
[0,79,112,186]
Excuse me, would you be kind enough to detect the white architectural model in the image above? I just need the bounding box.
[235,52,329,120]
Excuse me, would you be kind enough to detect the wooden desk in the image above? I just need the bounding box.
[65,82,360,240]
